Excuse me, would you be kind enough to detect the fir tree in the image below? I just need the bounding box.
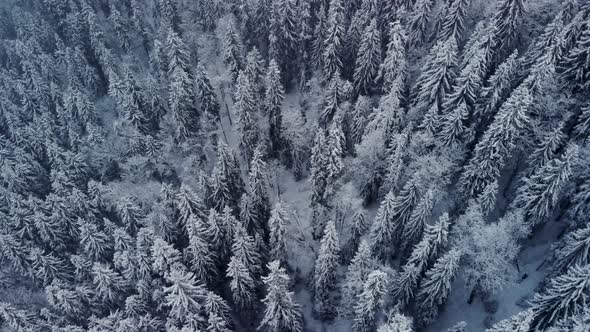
[265,59,285,155]
[223,20,244,82]
[408,0,435,47]
[406,213,451,271]
[235,70,260,163]
[184,216,216,284]
[164,267,207,323]
[323,0,345,79]
[439,0,470,42]
[391,263,421,309]
[268,202,289,263]
[492,0,526,53]
[401,189,435,252]
[248,147,271,235]
[353,18,382,94]
[369,192,398,261]
[529,264,590,330]
[412,38,458,122]
[352,270,390,332]
[486,309,534,332]
[515,145,578,224]
[340,240,378,318]
[378,20,407,93]
[415,249,462,326]
[313,220,340,319]
[377,309,414,332]
[460,84,533,198]
[195,64,220,125]
[554,222,590,273]
[259,260,303,332]
[226,255,256,309]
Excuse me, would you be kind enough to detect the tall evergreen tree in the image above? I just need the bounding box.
[235,70,260,163]
[323,0,345,79]
[378,20,407,93]
[352,270,390,332]
[259,260,303,332]
[313,220,340,319]
[340,240,378,318]
[265,59,285,155]
[224,20,244,82]
[529,264,590,330]
[415,249,462,326]
[439,0,470,42]
[554,223,590,273]
[408,0,435,47]
[268,202,289,263]
[353,19,382,94]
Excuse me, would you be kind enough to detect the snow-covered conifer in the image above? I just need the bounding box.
[353,19,382,94]
[259,261,303,332]
[313,220,340,319]
[340,240,378,318]
[265,59,285,154]
[268,202,289,262]
[323,0,345,78]
[352,270,390,332]
[415,249,462,325]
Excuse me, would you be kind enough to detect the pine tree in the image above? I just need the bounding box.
[310,128,329,207]
[226,255,257,309]
[529,264,590,330]
[401,189,435,252]
[353,18,382,94]
[323,0,345,79]
[195,64,220,125]
[340,240,378,318]
[486,309,534,332]
[248,147,271,235]
[439,0,470,42]
[259,260,303,332]
[515,145,578,224]
[164,267,207,322]
[412,38,458,122]
[268,202,289,262]
[176,184,207,230]
[408,0,435,47]
[460,85,533,198]
[266,59,285,154]
[224,20,244,82]
[492,0,526,53]
[352,270,390,332]
[210,142,244,210]
[528,123,567,174]
[475,50,519,124]
[167,29,201,141]
[184,216,216,284]
[406,213,451,271]
[554,222,590,273]
[313,220,340,319]
[378,20,407,93]
[232,224,262,277]
[561,24,590,92]
[377,309,414,332]
[312,5,327,71]
[574,104,590,138]
[92,262,126,304]
[235,70,260,163]
[369,192,399,261]
[391,262,421,309]
[415,249,462,325]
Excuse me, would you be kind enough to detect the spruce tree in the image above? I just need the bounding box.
[235,70,260,163]
[561,24,590,92]
[313,220,340,319]
[460,85,533,198]
[195,64,220,125]
[554,223,590,273]
[378,20,407,93]
[486,309,534,332]
[415,249,462,326]
[226,255,256,309]
[268,202,289,263]
[265,59,285,155]
[391,263,421,309]
[408,0,435,47]
[340,240,378,318]
[369,192,398,261]
[223,20,244,82]
[515,145,578,224]
[323,0,345,79]
[492,0,526,53]
[529,264,590,330]
[412,38,458,122]
[352,270,390,332]
[248,147,271,236]
[439,0,470,42]
[259,260,303,332]
[401,189,435,252]
[164,267,207,323]
[353,18,382,94]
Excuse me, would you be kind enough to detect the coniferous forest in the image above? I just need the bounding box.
[1,0,590,331]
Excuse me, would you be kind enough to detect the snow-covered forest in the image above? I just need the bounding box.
[0,0,589,330]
